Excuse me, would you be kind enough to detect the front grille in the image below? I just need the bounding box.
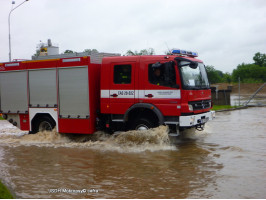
[189,100,211,110]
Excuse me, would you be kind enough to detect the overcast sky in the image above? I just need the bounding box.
[0,0,265,72]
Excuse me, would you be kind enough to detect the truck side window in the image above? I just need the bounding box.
[149,63,164,86]
[148,62,176,88]
[114,65,131,84]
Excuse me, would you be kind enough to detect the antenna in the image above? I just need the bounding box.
[164,42,171,55]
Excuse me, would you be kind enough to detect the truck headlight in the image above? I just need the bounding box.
[188,104,193,111]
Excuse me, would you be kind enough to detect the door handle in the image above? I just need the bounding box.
[110,93,118,97]
[145,94,154,98]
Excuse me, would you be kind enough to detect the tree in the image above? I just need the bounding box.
[222,72,232,83]
[164,50,172,55]
[84,49,98,54]
[231,52,266,83]
[253,52,266,67]
[232,63,266,83]
[64,50,74,54]
[205,65,223,84]
[34,49,40,57]
[126,48,155,56]
[216,70,224,79]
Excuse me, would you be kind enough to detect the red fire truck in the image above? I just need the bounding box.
[0,49,215,136]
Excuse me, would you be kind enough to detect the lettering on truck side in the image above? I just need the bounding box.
[118,91,135,96]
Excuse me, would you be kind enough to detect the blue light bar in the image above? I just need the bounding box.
[171,48,198,57]
[187,51,192,56]
[180,50,187,54]
[171,49,181,54]
[193,52,198,57]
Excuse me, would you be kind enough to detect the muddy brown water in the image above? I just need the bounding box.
[0,107,266,198]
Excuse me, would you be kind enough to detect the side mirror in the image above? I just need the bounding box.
[189,62,198,69]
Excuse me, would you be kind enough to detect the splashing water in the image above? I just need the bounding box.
[113,126,170,145]
[0,120,175,152]
[100,126,175,152]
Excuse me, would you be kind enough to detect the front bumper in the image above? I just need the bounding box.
[179,111,215,127]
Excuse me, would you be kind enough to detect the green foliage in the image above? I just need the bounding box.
[253,52,266,67]
[0,181,14,199]
[222,72,232,83]
[64,50,74,54]
[164,50,172,55]
[205,66,232,84]
[232,63,266,83]
[63,49,99,54]
[34,49,40,57]
[211,105,239,111]
[231,52,266,83]
[205,65,223,84]
[126,48,155,56]
[84,49,98,54]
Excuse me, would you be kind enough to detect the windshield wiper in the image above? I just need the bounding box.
[185,86,201,90]
[200,86,210,89]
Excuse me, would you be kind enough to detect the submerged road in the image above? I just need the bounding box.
[0,107,265,198]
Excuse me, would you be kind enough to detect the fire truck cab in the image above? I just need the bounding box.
[100,51,215,135]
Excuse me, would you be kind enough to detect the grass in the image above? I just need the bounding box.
[211,105,240,111]
[0,181,14,199]
[0,114,4,120]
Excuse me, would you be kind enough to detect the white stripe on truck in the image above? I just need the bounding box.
[101,90,180,99]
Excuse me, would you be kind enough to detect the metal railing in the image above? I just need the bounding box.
[243,83,266,106]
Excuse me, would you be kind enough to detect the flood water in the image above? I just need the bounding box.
[231,94,266,106]
[0,107,266,198]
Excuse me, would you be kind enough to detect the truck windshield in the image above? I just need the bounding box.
[179,61,210,89]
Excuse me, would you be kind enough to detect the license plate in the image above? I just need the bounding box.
[201,117,209,123]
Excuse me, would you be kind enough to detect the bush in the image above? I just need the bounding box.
[205,65,223,84]
[232,63,266,83]
[242,78,263,83]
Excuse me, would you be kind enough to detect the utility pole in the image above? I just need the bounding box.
[8,0,29,62]
[238,77,241,106]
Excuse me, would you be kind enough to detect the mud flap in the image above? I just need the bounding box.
[168,124,180,137]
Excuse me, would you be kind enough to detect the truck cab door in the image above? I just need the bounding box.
[140,60,181,115]
[108,62,136,114]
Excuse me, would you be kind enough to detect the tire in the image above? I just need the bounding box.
[129,118,156,131]
[33,117,56,133]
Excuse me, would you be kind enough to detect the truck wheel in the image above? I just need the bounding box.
[130,118,156,131]
[33,117,55,133]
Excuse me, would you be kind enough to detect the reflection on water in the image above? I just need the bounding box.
[0,107,266,198]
